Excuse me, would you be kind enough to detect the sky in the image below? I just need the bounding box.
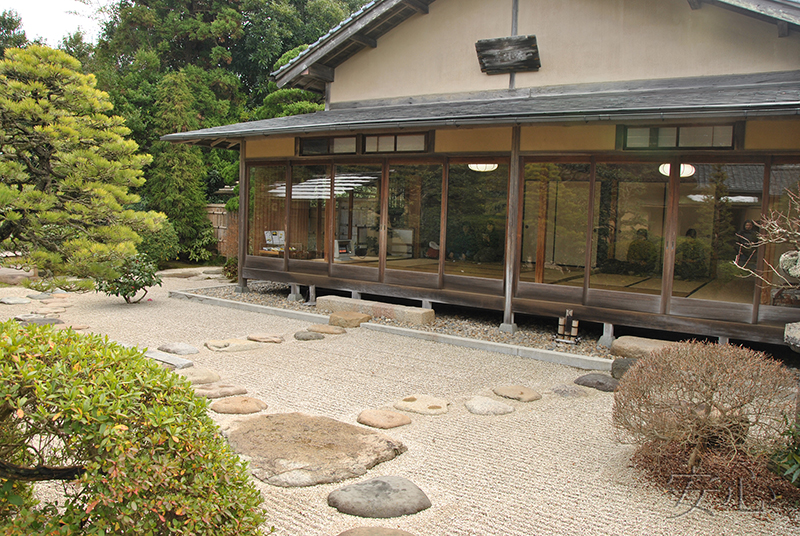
[0,0,110,46]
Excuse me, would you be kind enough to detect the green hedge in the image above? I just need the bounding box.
[0,321,265,535]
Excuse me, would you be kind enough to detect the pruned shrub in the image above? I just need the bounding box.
[613,341,796,461]
[95,254,162,303]
[0,321,265,535]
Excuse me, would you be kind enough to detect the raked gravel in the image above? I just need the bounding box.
[0,269,794,536]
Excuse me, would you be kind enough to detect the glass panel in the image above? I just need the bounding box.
[674,163,761,302]
[764,164,800,306]
[590,163,667,294]
[378,136,395,152]
[445,163,508,279]
[679,126,714,147]
[333,137,357,154]
[626,128,650,148]
[248,166,287,257]
[396,134,426,152]
[386,164,442,273]
[657,127,677,148]
[712,125,734,147]
[520,163,591,285]
[300,138,328,155]
[288,165,328,260]
[333,164,382,265]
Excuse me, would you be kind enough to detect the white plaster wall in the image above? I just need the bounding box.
[329,0,800,104]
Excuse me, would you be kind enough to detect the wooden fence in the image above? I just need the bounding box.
[205,204,238,258]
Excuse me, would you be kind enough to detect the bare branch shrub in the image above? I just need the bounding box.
[613,341,796,464]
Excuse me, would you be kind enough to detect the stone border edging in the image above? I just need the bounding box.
[362,323,611,371]
[171,288,611,371]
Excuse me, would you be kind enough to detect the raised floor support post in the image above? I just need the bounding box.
[307,285,316,305]
[288,284,304,302]
[598,323,615,348]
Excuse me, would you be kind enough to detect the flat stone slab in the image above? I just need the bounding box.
[157,342,199,355]
[31,307,66,315]
[26,293,52,300]
[611,357,638,379]
[0,297,31,304]
[330,311,372,328]
[493,385,541,402]
[574,373,619,392]
[145,348,193,370]
[550,384,589,398]
[318,295,435,325]
[210,396,267,414]
[205,338,263,352]
[15,316,64,327]
[295,331,325,341]
[393,394,448,415]
[465,396,514,415]
[308,324,347,335]
[40,299,72,307]
[54,323,89,331]
[357,409,412,429]
[175,366,219,385]
[194,383,247,399]
[610,336,678,359]
[247,333,284,343]
[337,528,416,536]
[328,476,431,518]
[227,413,406,487]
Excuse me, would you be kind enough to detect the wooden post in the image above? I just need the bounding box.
[236,140,249,292]
[502,126,521,332]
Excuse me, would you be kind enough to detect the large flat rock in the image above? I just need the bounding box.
[610,336,678,359]
[227,413,406,487]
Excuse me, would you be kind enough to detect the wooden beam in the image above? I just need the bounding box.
[778,20,790,37]
[687,0,702,9]
[301,64,334,83]
[350,34,377,48]
[402,0,428,14]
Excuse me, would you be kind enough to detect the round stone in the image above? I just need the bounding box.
[574,373,619,392]
[295,331,324,341]
[393,394,448,415]
[336,528,417,536]
[465,396,514,415]
[327,476,431,518]
[0,297,31,305]
[175,366,220,385]
[357,409,412,429]
[493,385,541,402]
[210,396,267,414]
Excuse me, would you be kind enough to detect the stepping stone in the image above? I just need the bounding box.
[176,366,219,385]
[194,383,247,399]
[493,385,541,402]
[358,409,412,429]
[227,413,406,487]
[27,293,52,300]
[465,396,514,415]
[40,299,72,306]
[611,357,638,379]
[158,342,199,355]
[52,289,68,294]
[308,324,347,335]
[574,373,619,392]
[0,297,30,305]
[210,396,267,414]
[247,333,284,343]
[295,331,324,341]
[145,349,193,370]
[337,529,416,536]
[330,311,372,328]
[32,307,66,315]
[550,384,589,398]
[610,336,678,359]
[393,394,448,415]
[14,315,64,327]
[54,323,90,331]
[205,339,263,352]
[327,476,431,518]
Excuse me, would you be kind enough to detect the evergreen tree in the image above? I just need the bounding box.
[0,46,164,279]
[0,10,27,55]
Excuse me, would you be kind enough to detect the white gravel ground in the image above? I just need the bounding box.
[1,270,797,536]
